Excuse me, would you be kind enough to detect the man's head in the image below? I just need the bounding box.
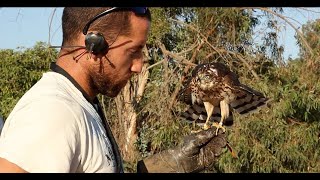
[59,7,151,97]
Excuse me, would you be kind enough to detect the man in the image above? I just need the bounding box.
[0,7,227,173]
[0,114,3,135]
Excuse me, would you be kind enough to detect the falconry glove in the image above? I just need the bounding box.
[137,127,227,173]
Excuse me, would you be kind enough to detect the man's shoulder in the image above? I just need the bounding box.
[22,72,82,106]
[33,71,75,95]
[8,71,95,125]
[10,73,85,120]
[4,93,86,137]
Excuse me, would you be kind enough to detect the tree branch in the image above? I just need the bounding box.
[168,17,260,80]
[257,7,314,57]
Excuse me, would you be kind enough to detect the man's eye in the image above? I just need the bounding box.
[129,50,143,58]
[129,51,137,57]
[129,49,138,54]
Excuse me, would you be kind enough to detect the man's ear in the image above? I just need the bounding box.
[84,32,109,55]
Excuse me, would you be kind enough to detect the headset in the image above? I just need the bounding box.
[50,7,148,56]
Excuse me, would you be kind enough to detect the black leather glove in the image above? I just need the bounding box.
[137,127,227,173]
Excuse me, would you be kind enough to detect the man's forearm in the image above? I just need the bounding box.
[137,148,203,173]
[136,128,227,173]
[137,149,183,173]
[137,151,175,173]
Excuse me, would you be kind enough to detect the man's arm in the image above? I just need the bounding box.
[0,100,79,173]
[137,127,227,173]
[0,157,28,173]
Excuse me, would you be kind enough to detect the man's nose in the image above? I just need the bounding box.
[131,58,143,73]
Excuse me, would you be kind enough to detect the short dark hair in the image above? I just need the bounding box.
[61,7,151,46]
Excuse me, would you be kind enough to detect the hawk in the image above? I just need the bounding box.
[179,62,268,135]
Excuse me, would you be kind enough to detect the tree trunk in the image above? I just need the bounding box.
[114,47,150,162]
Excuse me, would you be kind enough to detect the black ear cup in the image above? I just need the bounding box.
[85,32,109,55]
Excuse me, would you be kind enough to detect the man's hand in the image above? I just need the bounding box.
[137,127,227,173]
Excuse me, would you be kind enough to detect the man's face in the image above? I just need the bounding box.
[89,13,150,97]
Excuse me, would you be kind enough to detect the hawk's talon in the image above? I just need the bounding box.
[190,129,202,134]
[211,122,226,136]
[190,122,211,134]
[203,122,211,130]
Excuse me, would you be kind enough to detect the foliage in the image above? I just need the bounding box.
[0,42,58,119]
[1,8,320,173]
[131,7,320,173]
[298,19,320,56]
[215,59,320,172]
[297,19,320,69]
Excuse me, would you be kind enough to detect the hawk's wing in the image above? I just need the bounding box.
[229,83,269,115]
[180,103,234,126]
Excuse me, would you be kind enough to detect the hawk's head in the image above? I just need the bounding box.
[192,63,221,91]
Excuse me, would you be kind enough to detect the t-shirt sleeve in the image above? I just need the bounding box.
[0,99,80,172]
[0,114,4,135]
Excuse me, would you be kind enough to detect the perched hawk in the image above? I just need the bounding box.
[179,62,268,135]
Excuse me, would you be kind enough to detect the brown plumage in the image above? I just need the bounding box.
[179,62,268,135]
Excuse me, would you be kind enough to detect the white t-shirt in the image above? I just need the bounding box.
[0,72,121,173]
[0,115,3,135]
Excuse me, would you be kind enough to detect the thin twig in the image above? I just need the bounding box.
[48,8,57,46]
[146,59,165,70]
[168,17,260,80]
[257,7,313,57]
[157,41,197,67]
[299,7,320,14]
[176,41,199,56]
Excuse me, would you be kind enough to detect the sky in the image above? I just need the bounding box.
[0,8,64,49]
[0,7,320,59]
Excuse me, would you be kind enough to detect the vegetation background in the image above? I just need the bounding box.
[1,7,320,173]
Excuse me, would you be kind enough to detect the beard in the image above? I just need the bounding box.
[90,68,130,97]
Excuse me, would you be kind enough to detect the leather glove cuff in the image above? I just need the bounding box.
[137,128,227,173]
[137,146,203,173]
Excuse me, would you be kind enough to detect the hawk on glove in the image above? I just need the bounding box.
[179,62,268,135]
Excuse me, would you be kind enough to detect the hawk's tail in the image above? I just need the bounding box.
[230,84,269,115]
[179,104,234,126]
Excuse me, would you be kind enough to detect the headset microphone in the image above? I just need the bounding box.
[49,45,86,49]
[49,31,109,56]
[84,32,109,55]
